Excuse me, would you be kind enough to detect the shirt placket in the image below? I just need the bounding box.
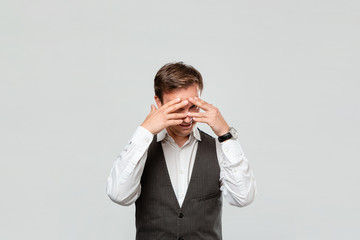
[178,148,187,206]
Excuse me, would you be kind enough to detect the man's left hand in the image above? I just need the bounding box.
[188,97,230,137]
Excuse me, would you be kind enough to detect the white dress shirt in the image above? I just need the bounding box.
[107,126,257,207]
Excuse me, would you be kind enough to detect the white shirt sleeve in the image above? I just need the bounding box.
[216,137,257,207]
[106,126,154,206]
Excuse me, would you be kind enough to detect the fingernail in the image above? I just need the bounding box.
[189,97,193,101]
[187,112,192,115]
[194,97,198,100]
[183,100,188,104]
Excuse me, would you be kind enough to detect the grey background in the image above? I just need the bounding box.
[1,0,359,239]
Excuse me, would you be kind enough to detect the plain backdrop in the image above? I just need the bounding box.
[1,0,359,239]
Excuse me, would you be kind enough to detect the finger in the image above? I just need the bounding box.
[192,117,208,124]
[188,97,211,111]
[187,112,206,118]
[165,100,189,113]
[150,104,157,112]
[162,97,181,108]
[167,112,187,119]
[167,119,184,126]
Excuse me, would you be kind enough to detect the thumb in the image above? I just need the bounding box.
[150,104,156,112]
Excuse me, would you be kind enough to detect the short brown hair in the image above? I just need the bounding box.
[154,62,203,103]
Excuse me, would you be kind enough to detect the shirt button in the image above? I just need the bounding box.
[180,170,184,174]
[145,138,150,143]
[178,212,184,218]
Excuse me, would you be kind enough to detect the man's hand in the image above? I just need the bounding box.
[141,98,189,135]
[187,97,230,136]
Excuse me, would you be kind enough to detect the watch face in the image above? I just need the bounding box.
[229,127,238,139]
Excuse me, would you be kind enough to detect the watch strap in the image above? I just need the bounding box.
[218,131,233,143]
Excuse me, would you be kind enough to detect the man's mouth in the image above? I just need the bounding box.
[179,119,193,129]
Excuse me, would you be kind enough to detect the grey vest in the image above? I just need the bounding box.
[135,129,222,240]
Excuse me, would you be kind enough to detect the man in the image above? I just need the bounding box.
[107,62,257,240]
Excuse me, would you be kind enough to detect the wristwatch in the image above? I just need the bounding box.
[218,127,238,143]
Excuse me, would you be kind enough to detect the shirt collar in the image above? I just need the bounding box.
[156,127,202,142]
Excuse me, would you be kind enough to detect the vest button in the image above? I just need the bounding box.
[178,212,184,218]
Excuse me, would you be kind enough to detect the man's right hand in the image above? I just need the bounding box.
[141,98,188,135]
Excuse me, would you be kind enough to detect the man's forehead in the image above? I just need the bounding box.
[163,94,199,103]
[163,86,200,102]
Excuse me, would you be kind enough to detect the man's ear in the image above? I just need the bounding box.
[154,95,162,108]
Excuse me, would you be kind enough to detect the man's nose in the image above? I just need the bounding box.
[179,102,193,122]
[182,115,192,123]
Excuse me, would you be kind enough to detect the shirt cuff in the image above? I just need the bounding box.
[130,126,154,148]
